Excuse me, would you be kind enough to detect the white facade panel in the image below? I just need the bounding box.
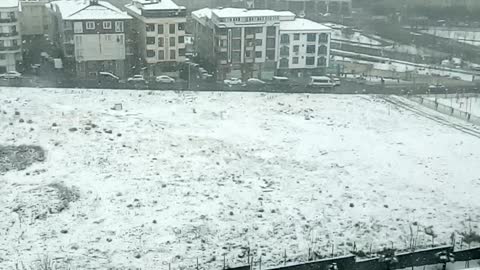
[74,34,126,61]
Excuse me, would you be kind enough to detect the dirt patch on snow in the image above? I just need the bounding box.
[0,145,46,173]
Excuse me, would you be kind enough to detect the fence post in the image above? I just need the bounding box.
[197,258,199,270]
[223,254,226,270]
[284,249,287,266]
[259,256,262,270]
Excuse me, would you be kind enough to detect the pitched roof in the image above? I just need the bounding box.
[280,18,331,32]
[125,0,185,16]
[50,0,131,20]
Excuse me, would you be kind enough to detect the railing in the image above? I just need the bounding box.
[0,45,20,51]
[0,31,19,37]
[0,18,17,23]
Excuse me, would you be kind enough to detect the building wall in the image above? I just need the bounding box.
[20,0,50,36]
[0,5,22,72]
[73,33,126,61]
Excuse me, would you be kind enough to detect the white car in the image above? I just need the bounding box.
[224,78,242,86]
[331,77,341,86]
[0,71,21,79]
[247,78,266,85]
[127,75,145,83]
[155,75,175,83]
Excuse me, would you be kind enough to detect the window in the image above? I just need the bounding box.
[158,24,164,34]
[318,45,327,55]
[146,50,155,58]
[279,58,288,68]
[255,39,262,46]
[178,23,185,31]
[115,21,124,32]
[169,24,175,34]
[74,22,83,33]
[317,57,327,66]
[179,48,185,56]
[245,51,251,58]
[170,49,176,60]
[294,33,300,40]
[178,36,184,44]
[146,37,155,45]
[64,21,72,30]
[266,38,275,49]
[232,51,241,63]
[254,27,263,33]
[307,33,316,42]
[146,24,155,32]
[117,35,124,44]
[306,56,315,65]
[86,21,95,30]
[280,46,289,57]
[158,37,164,47]
[232,28,241,38]
[319,33,328,42]
[255,51,262,58]
[293,45,299,53]
[280,34,289,44]
[266,50,275,60]
[169,37,176,47]
[293,57,299,64]
[306,45,316,54]
[266,26,276,36]
[0,54,5,60]
[158,50,164,60]
[103,21,112,30]
[232,39,241,50]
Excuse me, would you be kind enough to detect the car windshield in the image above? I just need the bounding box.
[2,1,480,270]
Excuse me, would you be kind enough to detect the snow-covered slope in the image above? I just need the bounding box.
[1,88,479,270]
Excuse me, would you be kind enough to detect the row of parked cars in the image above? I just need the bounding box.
[224,76,341,88]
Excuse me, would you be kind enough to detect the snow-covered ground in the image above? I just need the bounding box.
[426,95,480,116]
[1,88,480,270]
[420,28,480,46]
[332,30,382,46]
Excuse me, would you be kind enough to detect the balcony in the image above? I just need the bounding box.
[0,18,17,23]
[0,45,20,52]
[0,31,19,37]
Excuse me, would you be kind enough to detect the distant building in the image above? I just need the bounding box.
[191,7,330,80]
[405,0,480,9]
[0,0,22,72]
[254,0,352,16]
[47,0,132,78]
[278,18,331,76]
[125,0,187,77]
[20,0,50,36]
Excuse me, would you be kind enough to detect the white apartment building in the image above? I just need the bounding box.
[192,7,331,80]
[20,0,50,36]
[0,0,22,73]
[48,0,132,78]
[192,8,295,80]
[278,18,331,76]
[125,0,187,76]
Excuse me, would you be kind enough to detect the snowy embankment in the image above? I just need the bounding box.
[425,95,480,117]
[0,88,479,270]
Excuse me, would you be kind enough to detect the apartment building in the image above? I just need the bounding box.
[192,8,295,80]
[48,0,132,78]
[125,0,187,76]
[20,0,50,36]
[192,7,330,79]
[278,18,331,76]
[0,0,22,73]
[254,0,352,16]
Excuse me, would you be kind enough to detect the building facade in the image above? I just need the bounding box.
[192,8,296,80]
[0,0,22,73]
[125,0,187,77]
[20,0,50,36]
[254,0,352,16]
[48,0,132,78]
[192,7,330,80]
[278,18,331,76]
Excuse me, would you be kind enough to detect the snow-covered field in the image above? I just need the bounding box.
[420,29,480,46]
[426,95,480,116]
[1,88,480,270]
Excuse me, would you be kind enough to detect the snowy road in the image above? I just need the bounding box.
[0,88,479,270]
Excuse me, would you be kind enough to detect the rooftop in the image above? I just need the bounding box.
[0,0,19,8]
[49,0,131,20]
[125,0,186,16]
[213,8,294,18]
[280,18,331,32]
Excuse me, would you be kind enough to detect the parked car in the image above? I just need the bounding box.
[224,78,242,86]
[99,72,119,82]
[308,76,335,89]
[198,67,208,74]
[155,75,175,83]
[246,78,266,85]
[452,76,462,80]
[331,77,341,86]
[0,71,21,79]
[272,76,289,84]
[127,75,146,83]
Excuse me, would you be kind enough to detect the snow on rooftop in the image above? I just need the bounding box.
[280,18,331,32]
[50,0,131,20]
[191,7,212,20]
[126,0,185,15]
[0,0,19,8]
[212,8,294,18]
